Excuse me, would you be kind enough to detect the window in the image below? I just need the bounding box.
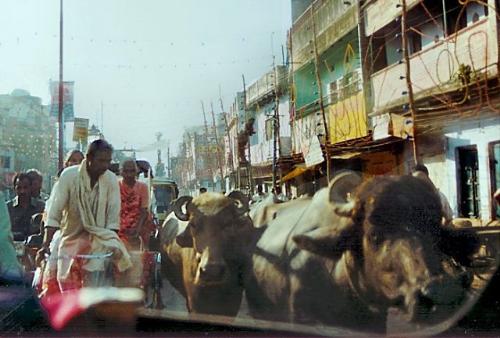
[445,0,469,34]
[340,69,362,98]
[327,80,339,104]
[0,156,10,169]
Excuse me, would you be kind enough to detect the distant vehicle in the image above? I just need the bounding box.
[151,177,178,223]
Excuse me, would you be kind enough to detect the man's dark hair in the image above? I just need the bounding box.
[13,172,32,187]
[86,139,113,158]
[199,187,207,193]
[412,164,429,176]
[26,169,43,182]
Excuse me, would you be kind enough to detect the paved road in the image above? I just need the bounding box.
[149,256,497,335]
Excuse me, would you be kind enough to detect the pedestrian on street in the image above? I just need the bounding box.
[7,173,45,242]
[37,139,131,291]
[412,164,453,225]
[26,169,49,202]
[118,159,151,250]
[0,190,24,282]
[65,150,85,168]
[56,150,85,178]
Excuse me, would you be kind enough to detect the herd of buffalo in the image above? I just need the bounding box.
[158,171,481,333]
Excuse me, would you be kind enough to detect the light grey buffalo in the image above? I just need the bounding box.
[243,172,478,333]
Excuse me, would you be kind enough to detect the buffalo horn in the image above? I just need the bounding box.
[173,196,193,221]
[227,190,250,214]
[329,171,362,204]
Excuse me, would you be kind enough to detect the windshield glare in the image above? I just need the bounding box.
[0,0,499,336]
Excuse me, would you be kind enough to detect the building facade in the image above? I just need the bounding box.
[0,89,57,195]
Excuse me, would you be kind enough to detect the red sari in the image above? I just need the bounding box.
[119,180,152,248]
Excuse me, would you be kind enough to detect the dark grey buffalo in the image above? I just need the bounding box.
[160,191,258,316]
[243,172,478,332]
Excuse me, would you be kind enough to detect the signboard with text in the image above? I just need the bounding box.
[72,118,89,142]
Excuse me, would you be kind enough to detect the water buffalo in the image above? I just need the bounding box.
[249,193,283,228]
[243,172,478,333]
[159,191,259,316]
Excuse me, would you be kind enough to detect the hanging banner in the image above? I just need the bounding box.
[72,118,89,142]
[50,81,75,122]
[304,136,324,168]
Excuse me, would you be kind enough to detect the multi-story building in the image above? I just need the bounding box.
[362,0,499,223]
[172,125,223,195]
[289,0,371,195]
[225,91,247,192]
[0,89,57,194]
[244,65,292,193]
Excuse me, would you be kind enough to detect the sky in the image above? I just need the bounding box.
[0,0,291,162]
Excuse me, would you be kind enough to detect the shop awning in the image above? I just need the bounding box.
[331,151,362,159]
[281,165,312,183]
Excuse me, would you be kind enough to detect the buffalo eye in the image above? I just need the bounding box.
[368,230,383,246]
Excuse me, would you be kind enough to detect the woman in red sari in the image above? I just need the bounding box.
[119,159,151,250]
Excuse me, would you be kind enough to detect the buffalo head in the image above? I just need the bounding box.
[293,173,478,328]
[172,191,253,286]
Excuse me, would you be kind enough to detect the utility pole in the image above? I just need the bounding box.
[201,101,215,191]
[167,142,171,177]
[210,101,225,191]
[57,0,64,170]
[401,0,419,164]
[272,60,281,190]
[101,101,104,136]
[311,6,331,182]
[242,74,253,194]
[219,85,234,174]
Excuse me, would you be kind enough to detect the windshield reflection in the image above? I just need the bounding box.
[1,0,499,336]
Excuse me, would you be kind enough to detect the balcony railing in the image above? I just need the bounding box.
[370,18,498,115]
[291,0,358,70]
[246,66,288,107]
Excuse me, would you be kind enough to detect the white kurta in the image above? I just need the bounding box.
[46,163,130,283]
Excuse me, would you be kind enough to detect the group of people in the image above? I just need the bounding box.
[0,139,154,294]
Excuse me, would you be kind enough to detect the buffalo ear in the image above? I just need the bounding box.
[227,190,250,215]
[439,227,480,267]
[293,223,358,260]
[176,225,193,248]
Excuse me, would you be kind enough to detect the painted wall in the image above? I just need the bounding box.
[294,29,360,113]
[291,111,324,156]
[421,21,444,48]
[442,118,500,223]
[328,90,368,144]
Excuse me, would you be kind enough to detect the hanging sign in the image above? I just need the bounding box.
[72,118,89,142]
[304,136,324,167]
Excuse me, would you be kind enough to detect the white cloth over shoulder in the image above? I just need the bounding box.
[46,160,131,283]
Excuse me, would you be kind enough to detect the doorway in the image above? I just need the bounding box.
[457,146,480,218]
